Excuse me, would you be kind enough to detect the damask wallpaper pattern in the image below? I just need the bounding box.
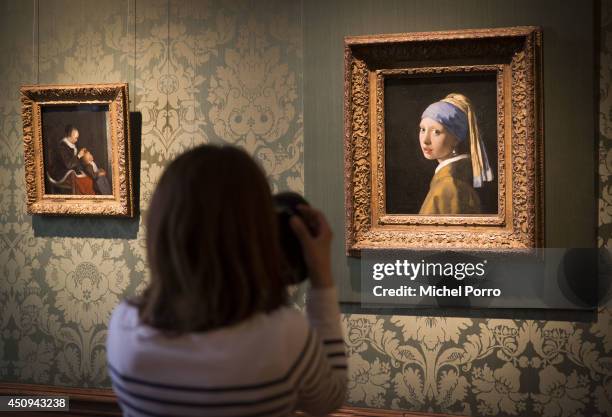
[0,0,611,416]
[0,0,303,388]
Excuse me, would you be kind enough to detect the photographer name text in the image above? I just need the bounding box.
[370,260,501,298]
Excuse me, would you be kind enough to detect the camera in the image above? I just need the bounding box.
[273,192,310,284]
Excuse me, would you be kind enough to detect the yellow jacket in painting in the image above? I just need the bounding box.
[419,157,481,215]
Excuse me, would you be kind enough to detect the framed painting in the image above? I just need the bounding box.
[21,83,134,217]
[344,27,543,255]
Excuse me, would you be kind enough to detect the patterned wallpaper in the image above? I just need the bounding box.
[0,0,303,388]
[0,1,611,416]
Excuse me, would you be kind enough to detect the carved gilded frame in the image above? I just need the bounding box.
[344,27,543,255]
[21,83,134,217]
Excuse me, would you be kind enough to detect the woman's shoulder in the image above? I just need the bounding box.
[109,299,136,324]
[109,299,310,342]
[261,305,311,340]
[206,306,312,364]
[108,299,149,339]
[431,174,465,192]
[434,159,472,188]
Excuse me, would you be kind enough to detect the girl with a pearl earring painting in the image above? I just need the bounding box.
[417,93,494,215]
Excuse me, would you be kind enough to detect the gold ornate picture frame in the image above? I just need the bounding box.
[21,83,134,217]
[344,27,543,255]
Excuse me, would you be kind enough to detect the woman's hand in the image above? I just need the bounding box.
[289,205,334,289]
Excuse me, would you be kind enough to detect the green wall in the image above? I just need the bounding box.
[0,1,611,416]
[303,0,596,303]
[0,0,303,387]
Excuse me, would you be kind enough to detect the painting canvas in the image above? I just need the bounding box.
[384,72,498,215]
[21,83,134,217]
[42,104,113,196]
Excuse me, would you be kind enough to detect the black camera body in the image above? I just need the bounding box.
[273,192,309,284]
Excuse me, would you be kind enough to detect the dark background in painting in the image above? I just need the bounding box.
[384,72,498,214]
[41,104,112,193]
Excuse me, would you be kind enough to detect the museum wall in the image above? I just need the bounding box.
[306,0,611,415]
[0,0,611,416]
[0,0,303,387]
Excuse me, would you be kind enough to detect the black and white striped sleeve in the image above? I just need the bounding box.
[295,287,347,416]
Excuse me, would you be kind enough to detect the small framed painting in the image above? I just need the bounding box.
[21,83,134,217]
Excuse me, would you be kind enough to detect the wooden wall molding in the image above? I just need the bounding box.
[0,383,460,416]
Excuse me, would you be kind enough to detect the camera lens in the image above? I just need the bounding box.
[273,192,309,284]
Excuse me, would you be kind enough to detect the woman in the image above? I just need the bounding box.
[418,93,494,215]
[106,145,347,416]
[47,125,93,194]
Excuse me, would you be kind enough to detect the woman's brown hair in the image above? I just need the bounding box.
[138,145,287,334]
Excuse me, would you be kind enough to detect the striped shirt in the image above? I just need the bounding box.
[106,287,347,416]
